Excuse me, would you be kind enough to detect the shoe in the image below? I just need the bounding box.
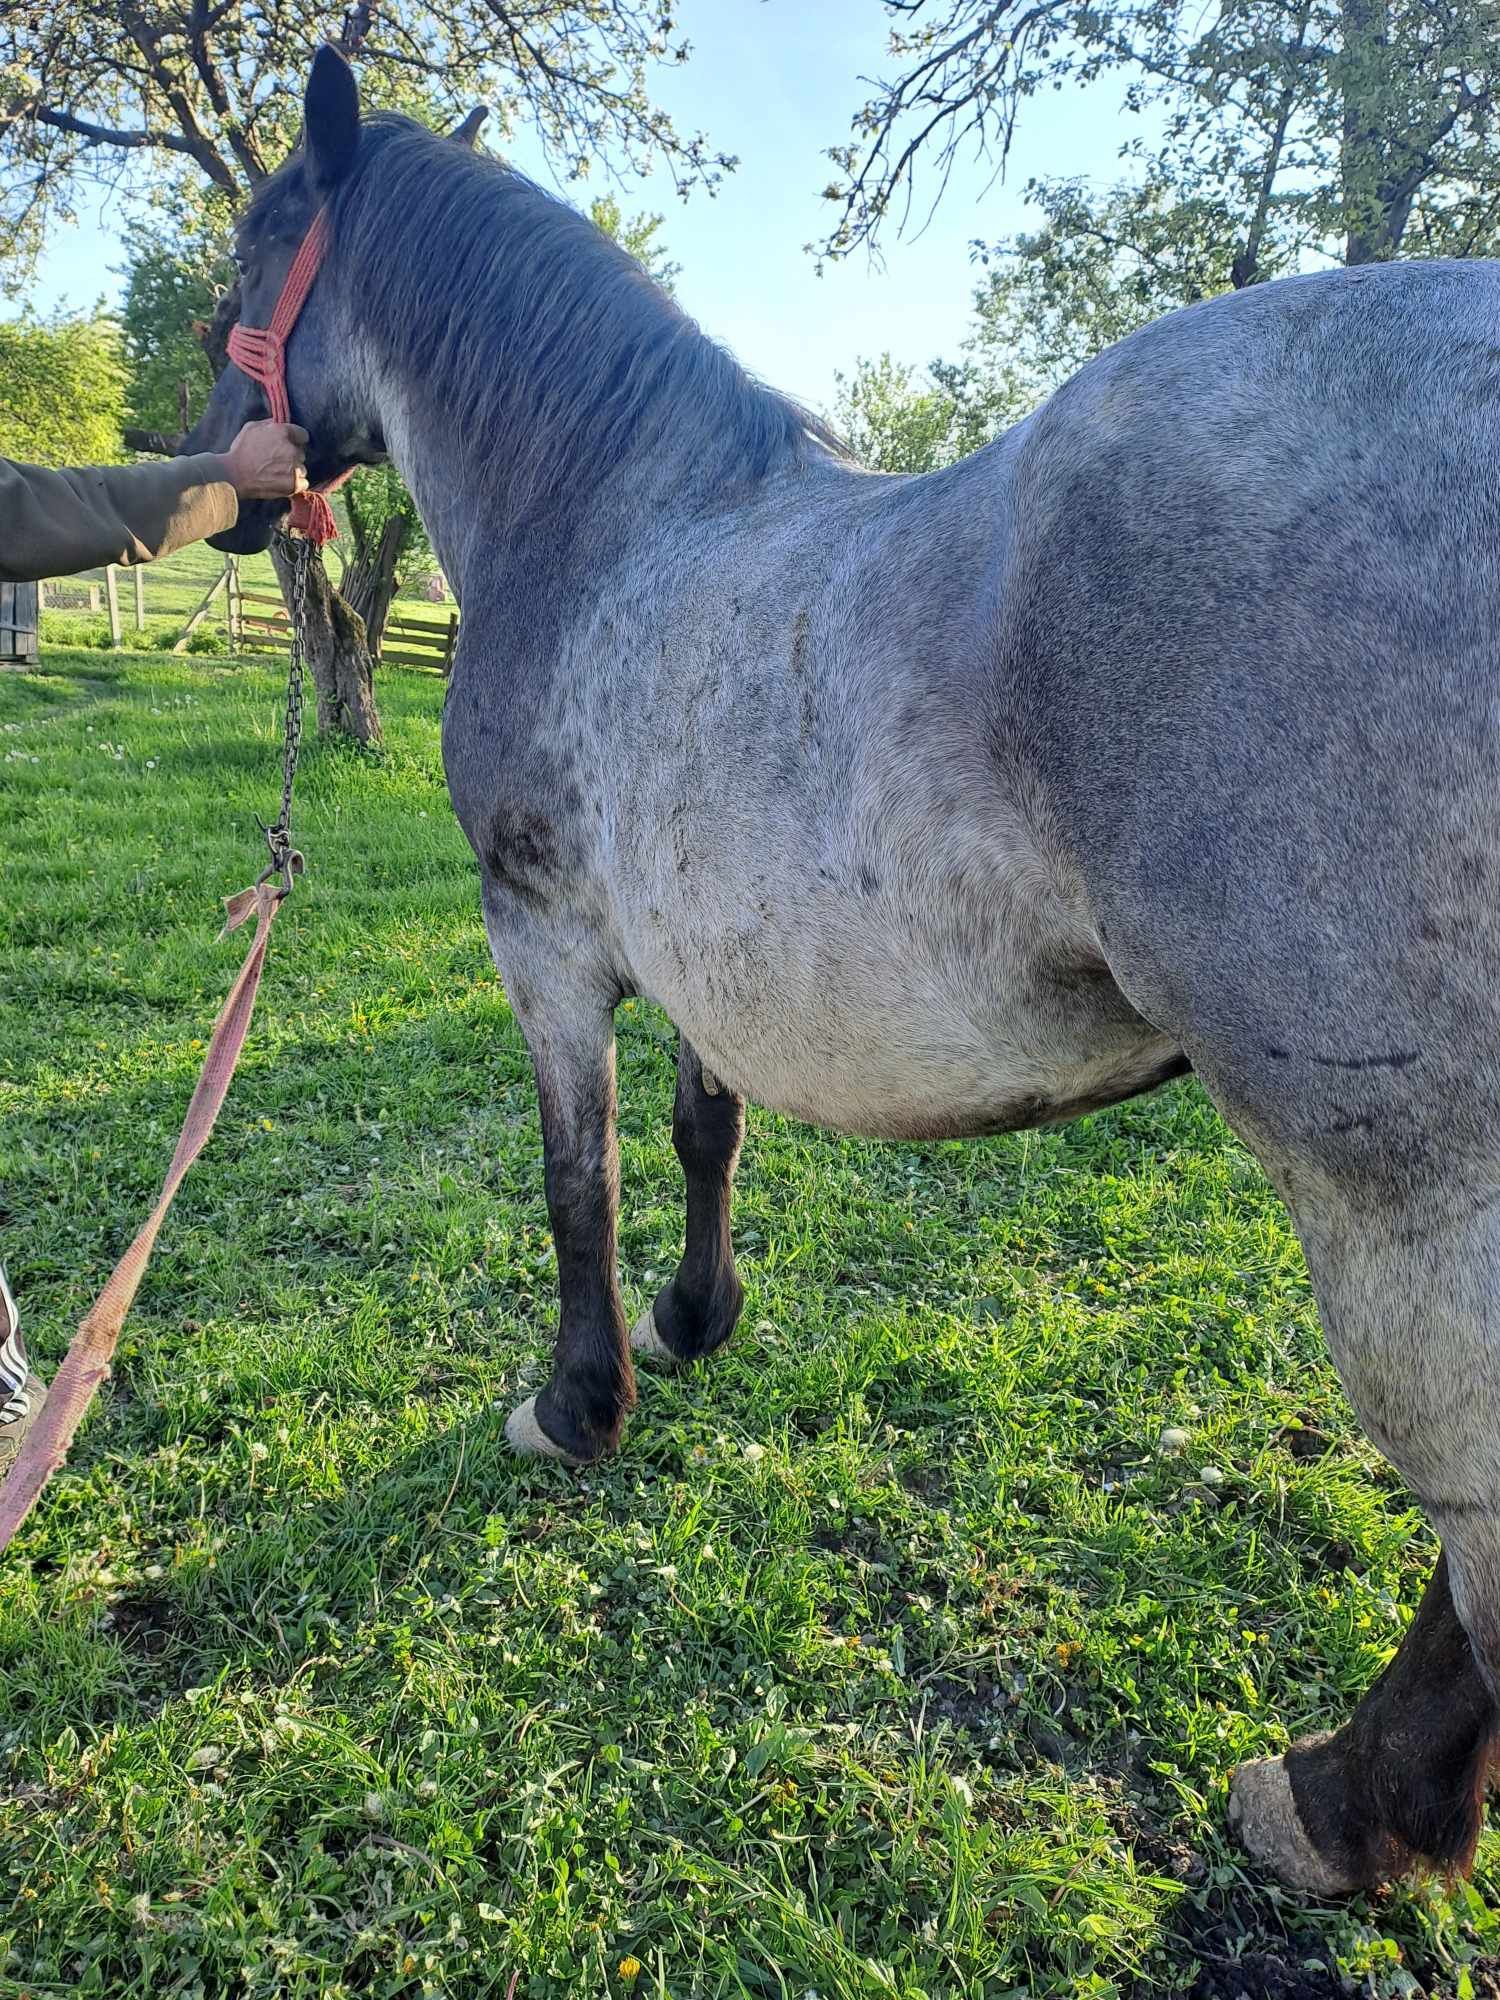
[0,1264,45,1478]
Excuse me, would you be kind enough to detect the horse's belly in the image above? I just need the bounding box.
[627,905,1180,1142]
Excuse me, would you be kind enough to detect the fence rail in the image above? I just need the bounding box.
[237,592,457,673]
[381,609,459,673]
[172,561,242,653]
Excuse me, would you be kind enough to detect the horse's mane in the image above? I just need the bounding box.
[329,115,847,531]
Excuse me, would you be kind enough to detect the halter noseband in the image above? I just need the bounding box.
[226,207,340,548]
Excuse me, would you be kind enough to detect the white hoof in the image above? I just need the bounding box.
[1227,1750,1360,1896]
[504,1394,583,1465]
[630,1305,679,1365]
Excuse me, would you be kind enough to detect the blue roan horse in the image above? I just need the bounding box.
[187,43,1500,1905]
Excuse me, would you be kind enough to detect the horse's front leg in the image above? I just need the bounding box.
[503,984,634,1465]
[632,1036,746,1366]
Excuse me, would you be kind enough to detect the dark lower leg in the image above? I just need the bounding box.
[527,1030,634,1460]
[1287,1550,1496,1883]
[649,1040,745,1362]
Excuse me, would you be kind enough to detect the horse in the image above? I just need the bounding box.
[184,41,1500,1905]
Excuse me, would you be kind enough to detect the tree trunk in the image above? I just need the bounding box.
[1339,0,1393,264]
[269,530,382,747]
[340,512,410,658]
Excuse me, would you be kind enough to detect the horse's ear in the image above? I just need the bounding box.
[451,106,489,149]
[305,45,361,194]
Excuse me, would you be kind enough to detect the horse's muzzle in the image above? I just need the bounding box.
[209,499,287,556]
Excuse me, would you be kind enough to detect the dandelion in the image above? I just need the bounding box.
[617,1958,642,1983]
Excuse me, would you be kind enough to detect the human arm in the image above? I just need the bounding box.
[0,423,309,583]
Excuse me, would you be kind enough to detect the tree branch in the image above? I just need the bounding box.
[27,103,209,159]
[123,424,186,455]
[186,0,267,183]
[1232,3,1312,286]
[819,0,1069,257]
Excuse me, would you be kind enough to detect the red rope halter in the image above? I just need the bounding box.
[226,207,341,547]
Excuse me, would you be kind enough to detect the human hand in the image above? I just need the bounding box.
[221,421,310,499]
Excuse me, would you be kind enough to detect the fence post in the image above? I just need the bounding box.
[133,565,145,632]
[105,567,122,649]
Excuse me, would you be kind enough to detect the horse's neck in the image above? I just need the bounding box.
[347,254,815,608]
[368,351,681,612]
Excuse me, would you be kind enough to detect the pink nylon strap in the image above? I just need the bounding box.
[226,207,340,547]
[0,880,290,1555]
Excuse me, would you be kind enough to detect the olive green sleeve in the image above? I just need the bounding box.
[0,455,240,584]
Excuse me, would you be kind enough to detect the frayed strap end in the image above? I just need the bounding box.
[220,886,260,938]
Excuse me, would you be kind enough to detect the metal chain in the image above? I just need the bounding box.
[261,535,313,885]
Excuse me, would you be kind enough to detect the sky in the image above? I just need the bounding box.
[11,0,1136,415]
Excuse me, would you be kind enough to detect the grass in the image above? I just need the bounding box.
[2,647,1499,1999]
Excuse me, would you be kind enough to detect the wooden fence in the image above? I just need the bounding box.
[34,559,454,668]
[239,592,458,673]
[381,608,460,672]
[171,561,242,654]
[40,564,150,644]
[0,582,39,664]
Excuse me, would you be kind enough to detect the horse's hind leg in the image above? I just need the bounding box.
[632,1037,745,1367]
[1230,1190,1500,1890]
[1231,1550,1496,1891]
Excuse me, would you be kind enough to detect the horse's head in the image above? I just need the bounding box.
[184,47,382,554]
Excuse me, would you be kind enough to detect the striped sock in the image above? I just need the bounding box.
[0,1265,32,1425]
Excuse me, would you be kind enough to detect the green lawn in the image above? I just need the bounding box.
[2,648,1497,2000]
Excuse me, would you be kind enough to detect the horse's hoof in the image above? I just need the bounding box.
[1227,1751,1361,1896]
[505,1395,585,1466]
[630,1305,680,1366]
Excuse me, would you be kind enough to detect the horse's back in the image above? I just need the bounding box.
[1002,258,1500,1196]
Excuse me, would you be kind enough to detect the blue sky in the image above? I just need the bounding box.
[14,0,1135,414]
